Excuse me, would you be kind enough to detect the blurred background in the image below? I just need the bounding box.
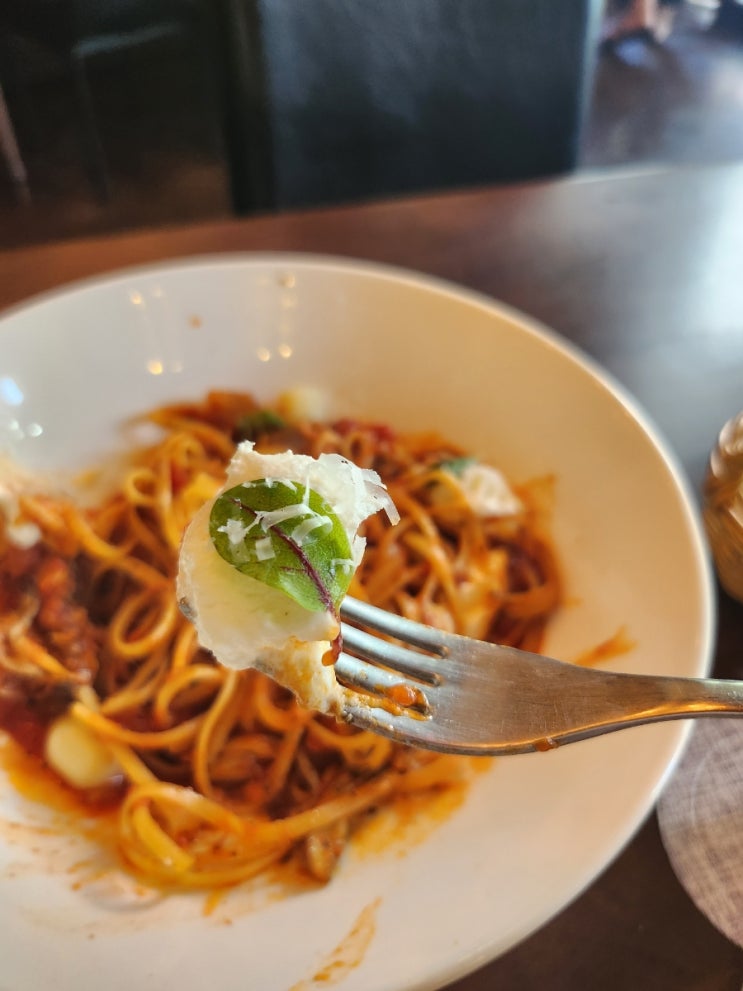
[1,0,742,250]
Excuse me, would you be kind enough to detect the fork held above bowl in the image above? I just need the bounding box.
[337,598,743,756]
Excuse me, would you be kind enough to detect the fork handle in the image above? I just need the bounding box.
[541,670,743,748]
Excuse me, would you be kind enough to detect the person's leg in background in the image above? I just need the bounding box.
[602,0,682,44]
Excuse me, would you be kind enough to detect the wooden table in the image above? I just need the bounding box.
[2,163,743,990]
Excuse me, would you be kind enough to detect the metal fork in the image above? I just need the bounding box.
[336,597,740,755]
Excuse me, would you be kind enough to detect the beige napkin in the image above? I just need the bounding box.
[657,718,743,948]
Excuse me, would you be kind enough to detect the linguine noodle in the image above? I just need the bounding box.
[0,392,560,889]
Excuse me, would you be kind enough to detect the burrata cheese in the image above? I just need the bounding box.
[177,442,398,714]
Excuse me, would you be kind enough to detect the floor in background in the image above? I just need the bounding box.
[2,4,743,251]
[582,3,743,168]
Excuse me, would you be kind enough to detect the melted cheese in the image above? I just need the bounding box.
[458,463,523,516]
[177,442,397,714]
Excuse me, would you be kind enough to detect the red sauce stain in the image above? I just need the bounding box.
[0,738,483,929]
[533,737,559,752]
[573,626,636,667]
[0,736,121,886]
[384,682,427,711]
[288,897,381,990]
[0,737,119,823]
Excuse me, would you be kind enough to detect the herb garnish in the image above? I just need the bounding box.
[233,410,285,443]
[437,456,476,477]
[209,480,355,614]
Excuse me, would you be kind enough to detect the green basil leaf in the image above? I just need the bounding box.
[233,409,285,443]
[209,480,355,614]
[436,456,476,478]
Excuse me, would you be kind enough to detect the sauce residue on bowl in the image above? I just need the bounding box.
[573,626,636,667]
[0,736,121,875]
[288,897,382,990]
[0,732,482,912]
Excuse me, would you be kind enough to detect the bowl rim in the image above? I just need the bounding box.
[0,250,718,989]
[0,246,717,669]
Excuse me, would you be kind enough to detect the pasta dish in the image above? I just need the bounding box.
[0,391,560,890]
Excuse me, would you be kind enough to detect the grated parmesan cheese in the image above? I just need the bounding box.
[177,442,398,713]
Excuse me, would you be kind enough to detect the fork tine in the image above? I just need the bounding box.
[342,696,456,749]
[340,597,448,655]
[342,695,536,756]
[334,651,423,698]
[340,623,442,685]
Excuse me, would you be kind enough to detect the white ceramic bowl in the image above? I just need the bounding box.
[0,255,714,991]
